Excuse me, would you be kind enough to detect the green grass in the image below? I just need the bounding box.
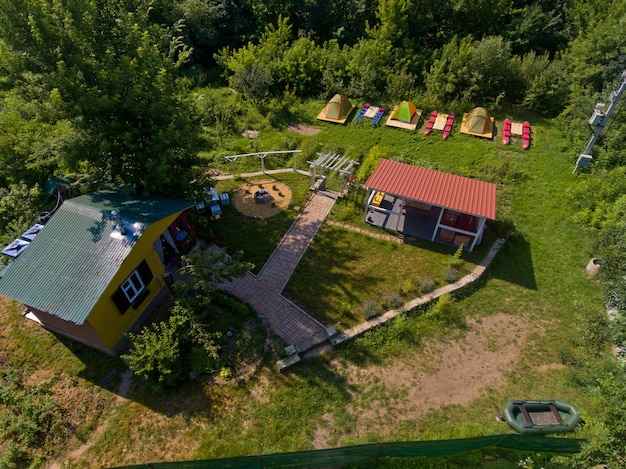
[284,223,482,328]
[190,171,312,272]
[1,101,611,468]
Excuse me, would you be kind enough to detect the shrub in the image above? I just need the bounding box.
[189,346,218,375]
[427,293,463,326]
[401,278,417,295]
[382,292,404,310]
[360,300,383,320]
[446,243,464,269]
[122,310,189,391]
[443,267,459,283]
[357,145,389,181]
[219,367,233,380]
[0,368,64,467]
[212,291,253,318]
[332,202,362,222]
[419,276,436,293]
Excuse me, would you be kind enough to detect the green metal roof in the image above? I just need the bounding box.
[0,189,192,325]
[69,187,192,225]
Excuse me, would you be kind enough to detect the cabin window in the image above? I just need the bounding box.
[112,260,153,314]
[121,271,145,303]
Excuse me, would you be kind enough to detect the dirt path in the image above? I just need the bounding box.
[313,312,532,447]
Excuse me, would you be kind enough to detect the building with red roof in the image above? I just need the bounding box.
[364,159,497,251]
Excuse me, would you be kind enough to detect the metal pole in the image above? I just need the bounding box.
[575,70,626,172]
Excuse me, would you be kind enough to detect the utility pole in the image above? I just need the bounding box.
[574,70,626,173]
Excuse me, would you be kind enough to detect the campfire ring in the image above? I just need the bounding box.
[254,189,273,204]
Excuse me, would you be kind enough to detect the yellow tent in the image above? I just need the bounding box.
[317,94,355,124]
[460,107,494,138]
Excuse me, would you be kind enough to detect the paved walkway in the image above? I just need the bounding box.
[219,189,338,350]
[214,169,506,370]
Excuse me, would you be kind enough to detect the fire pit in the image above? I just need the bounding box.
[254,189,273,204]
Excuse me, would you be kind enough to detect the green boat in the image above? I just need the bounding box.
[502,399,581,435]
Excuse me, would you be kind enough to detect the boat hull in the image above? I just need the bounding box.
[503,399,580,435]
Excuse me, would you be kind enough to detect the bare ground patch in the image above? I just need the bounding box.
[288,123,321,135]
[231,180,292,218]
[317,312,534,443]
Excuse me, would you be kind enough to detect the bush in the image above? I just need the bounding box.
[219,367,233,380]
[446,243,464,269]
[212,290,253,318]
[357,145,389,181]
[360,300,383,320]
[401,278,417,295]
[189,346,219,375]
[419,276,436,293]
[427,294,463,326]
[122,310,189,391]
[0,367,64,467]
[443,267,459,283]
[332,201,362,222]
[382,292,404,310]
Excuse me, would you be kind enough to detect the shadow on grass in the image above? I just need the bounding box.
[56,327,262,419]
[52,333,128,383]
[283,225,401,328]
[193,172,313,273]
[489,232,537,290]
[193,204,298,274]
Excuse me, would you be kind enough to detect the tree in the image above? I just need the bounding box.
[369,0,410,46]
[0,89,77,188]
[467,36,514,105]
[216,16,291,98]
[123,307,190,390]
[445,0,512,40]
[505,3,569,56]
[174,0,253,68]
[0,0,200,197]
[424,35,476,107]
[518,52,568,115]
[123,249,253,390]
[230,62,274,101]
[564,354,626,468]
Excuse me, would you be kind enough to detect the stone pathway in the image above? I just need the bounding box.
[215,169,507,370]
[220,189,338,351]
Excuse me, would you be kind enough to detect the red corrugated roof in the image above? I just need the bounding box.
[364,159,497,219]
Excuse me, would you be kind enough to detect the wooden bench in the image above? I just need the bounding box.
[371,191,385,207]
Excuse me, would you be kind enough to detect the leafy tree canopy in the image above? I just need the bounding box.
[0,0,200,197]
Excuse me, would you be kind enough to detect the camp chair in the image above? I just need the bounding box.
[355,104,370,122]
[194,197,206,214]
[372,108,385,126]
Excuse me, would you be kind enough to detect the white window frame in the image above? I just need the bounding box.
[121,270,145,303]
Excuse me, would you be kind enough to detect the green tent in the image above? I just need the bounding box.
[391,101,418,123]
[323,94,353,120]
[465,107,490,134]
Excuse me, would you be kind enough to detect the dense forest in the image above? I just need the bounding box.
[0,0,625,466]
[0,0,624,193]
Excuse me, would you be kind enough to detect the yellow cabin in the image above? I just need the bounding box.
[0,188,193,355]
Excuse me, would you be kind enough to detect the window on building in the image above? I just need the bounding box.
[112,260,153,314]
[121,271,145,303]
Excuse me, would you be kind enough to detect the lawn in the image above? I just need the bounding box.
[192,171,312,272]
[0,103,609,468]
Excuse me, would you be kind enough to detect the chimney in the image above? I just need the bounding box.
[111,210,127,235]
